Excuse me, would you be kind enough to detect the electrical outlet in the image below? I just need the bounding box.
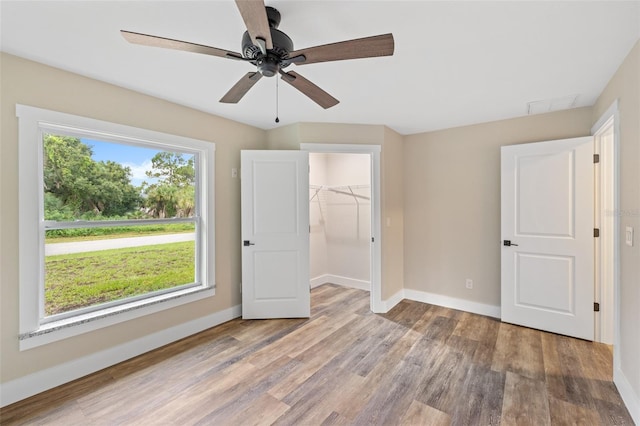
[231,168,238,178]
[465,279,473,289]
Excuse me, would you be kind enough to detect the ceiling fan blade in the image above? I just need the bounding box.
[220,72,263,104]
[289,33,394,65]
[235,0,273,51]
[121,30,243,60]
[280,71,339,109]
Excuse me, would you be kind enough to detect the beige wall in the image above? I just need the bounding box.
[266,122,386,150]
[381,127,404,300]
[0,53,266,384]
[266,122,300,150]
[403,107,593,306]
[593,40,640,405]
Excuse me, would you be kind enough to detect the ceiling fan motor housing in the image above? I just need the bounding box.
[241,7,293,77]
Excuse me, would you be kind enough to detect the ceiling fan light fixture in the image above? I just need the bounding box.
[257,55,280,77]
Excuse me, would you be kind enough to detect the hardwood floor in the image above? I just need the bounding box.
[1,284,633,425]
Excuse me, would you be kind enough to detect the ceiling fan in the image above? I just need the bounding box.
[121,0,394,109]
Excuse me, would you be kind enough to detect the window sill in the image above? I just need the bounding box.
[19,285,215,351]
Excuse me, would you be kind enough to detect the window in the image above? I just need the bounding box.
[17,105,215,349]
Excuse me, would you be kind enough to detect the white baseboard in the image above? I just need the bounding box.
[0,304,241,408]
[310,274,370,291]
[614,366,640,425]
[310,274,331,288]
[376,289,500,317]
[379,289,404,313]
[401,289,501,318]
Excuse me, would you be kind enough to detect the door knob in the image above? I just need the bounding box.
[243,240,255,246]
[503,240,518,247]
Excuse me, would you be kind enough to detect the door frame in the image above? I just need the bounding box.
[591,100,620,350]
[300,143,383,313]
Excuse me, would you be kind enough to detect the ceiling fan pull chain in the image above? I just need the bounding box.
[275,76,280,123]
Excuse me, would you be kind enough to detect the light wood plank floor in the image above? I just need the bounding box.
[1,284,633,425]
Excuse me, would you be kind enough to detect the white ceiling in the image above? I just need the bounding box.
[1,1,639,135]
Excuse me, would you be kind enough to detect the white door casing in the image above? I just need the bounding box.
[241,150,310,319]
[300,143,383,313]
[501,137,594,340]
[593,116,616,345]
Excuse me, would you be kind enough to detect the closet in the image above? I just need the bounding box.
[309,152,371,292]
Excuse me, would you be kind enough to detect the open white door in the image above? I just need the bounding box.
[241,150,310,319]
[501,137,594,340]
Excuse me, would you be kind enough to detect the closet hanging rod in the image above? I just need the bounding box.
[328,188,370,201]
[310,184,369,190]
[309,184,370,201]
[309,187,321,202]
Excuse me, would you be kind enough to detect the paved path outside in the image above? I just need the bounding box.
[45,233,195,256]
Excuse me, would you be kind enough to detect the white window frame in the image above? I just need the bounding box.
[17,105,216,350]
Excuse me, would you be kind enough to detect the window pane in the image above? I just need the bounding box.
[42,133,199,318]
[43,134,196,221]
[44,225,196,317]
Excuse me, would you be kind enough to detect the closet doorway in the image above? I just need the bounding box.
[301,144,383,312]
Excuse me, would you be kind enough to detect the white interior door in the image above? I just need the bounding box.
[241,150,310,319]
[501,137,594,340]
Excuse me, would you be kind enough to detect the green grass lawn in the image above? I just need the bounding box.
[45,241,195,316]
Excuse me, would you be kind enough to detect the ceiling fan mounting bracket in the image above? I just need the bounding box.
[265,6,281,29]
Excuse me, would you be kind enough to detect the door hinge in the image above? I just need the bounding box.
[594,228,600,238]
[593,154,600,164]
[594,302,600,312]
[371,237,375,243]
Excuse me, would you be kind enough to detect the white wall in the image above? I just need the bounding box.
[309,153,329,279]
[310,153,371,288]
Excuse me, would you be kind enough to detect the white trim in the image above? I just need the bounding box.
[614,366,640,425]
[591,100,619,135]
[404,289,501,318]
[381,288,501,318]
[1,304,241,408]
[380,289,404,313]
[16,104,216,349]
[593,115,616,344]
[20,288,215,350]
[310,274,371,291]
[310,274,331,288]
[591,101,621,366]
[300,143,383,313]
